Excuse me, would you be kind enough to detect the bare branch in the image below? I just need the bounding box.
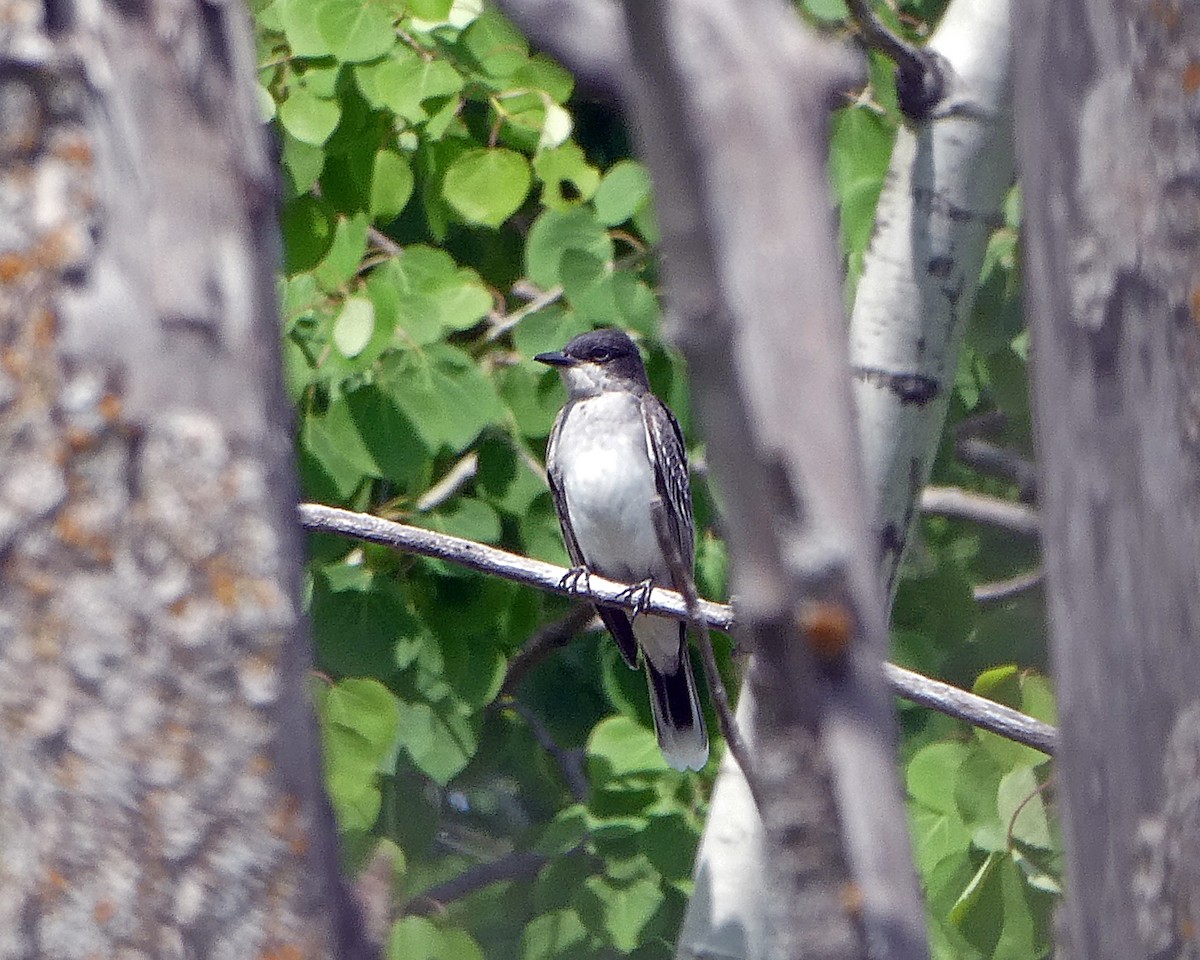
[955,436,1038,496]
[298,503,732,629]
[506,700,589,803]
[299,504,1056,755]
[414,452,479,512]
[486,285,564,342]
[500,605,598,698]
[920,485,1039,537]
[884,664,1056,754]
[974,568,1043,604]
[404,850,550,915]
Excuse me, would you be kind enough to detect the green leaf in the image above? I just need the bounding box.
[380,343,505,451]
[952,746,1006,842]
[510,302,589,358]
[370,149,415,221]
[319,679,400,832]
[588,715,667,783]
[395,697,478,783]
[299,395,378,501]
[803,0,850,22]
[592,160,652,227]
[412,497,502,544]
[534,804,590,856]
[332,296,375,358]
[317,0,396,62]
[906,741,969,813]
[281,195,336,274]
[829,107,893,256]
[280,0,331,56]
[581,874,664,954]
[313,212,370,290]
[458,8,529,76]
[521,909,589,960]
[533,141,600,208]
[641,813,700,881]
[997,766,1052,849]
[526,207,613,289]
[442,148,531,227]
[325,677,400,753]
[344,383,429,488]
[279,87,341,146]
[511,55,574,103]
[497,363,563,439]
[909,802,972,875]
[311,565,430,676]
[388,917,484,960]
[358,50,464,123]
[281,132,326,197]
[972,666,1051,769]
[407,0,454,17]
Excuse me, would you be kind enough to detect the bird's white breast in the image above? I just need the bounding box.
[555,393,662,583]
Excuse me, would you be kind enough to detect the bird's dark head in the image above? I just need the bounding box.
[535,328,650,397]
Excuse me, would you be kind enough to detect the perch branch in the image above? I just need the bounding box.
[299,503,1058,756]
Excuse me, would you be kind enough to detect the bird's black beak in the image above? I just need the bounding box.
[534,351,576,367]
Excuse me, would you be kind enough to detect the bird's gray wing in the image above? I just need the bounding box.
[640,394,696,578]
[545,405,585,567]
[546,403,640,669]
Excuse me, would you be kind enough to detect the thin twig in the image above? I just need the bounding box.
[507,700,589,802]
[404,849,550,915]
[415,452,479,512]
[367,226,402,257]
[500,605,598,698]
[650,499,761,808]
[486,284,564,342]
[920,485,1039,537]
[298,503,1058,755]
[974,567,1043,603]
[956,437,1038,498]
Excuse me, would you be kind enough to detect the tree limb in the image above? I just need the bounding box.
[298,504,1057,756]
[920,485,1039,537]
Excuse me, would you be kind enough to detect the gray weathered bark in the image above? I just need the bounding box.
[614,1,929,958]
[0,1,371,956]
[1015,0,1200,956]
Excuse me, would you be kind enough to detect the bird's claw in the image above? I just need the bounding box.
[616,578,655,619]
[559,565,592,596]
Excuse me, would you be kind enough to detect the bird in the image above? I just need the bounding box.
[535,328,709,771]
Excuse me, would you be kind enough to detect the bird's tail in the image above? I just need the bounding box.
[644,647,709,772]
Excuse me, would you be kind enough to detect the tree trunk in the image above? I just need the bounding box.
[1015,0,1200,956]
[0,2,371,956]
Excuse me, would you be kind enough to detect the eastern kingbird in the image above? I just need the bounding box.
[536,329,709,771]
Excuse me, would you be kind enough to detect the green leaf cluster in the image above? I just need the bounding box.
[906,667,1059,959]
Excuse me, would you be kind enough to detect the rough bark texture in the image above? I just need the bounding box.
[1015,0,1200,956]
[0,1,371,956]
[610,1,929,958]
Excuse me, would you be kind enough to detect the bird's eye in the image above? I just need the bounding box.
[591,349,612,362]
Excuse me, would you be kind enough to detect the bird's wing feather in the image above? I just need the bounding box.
[545,405,585,567]
[640,395,695,578]
[546,402,640,669]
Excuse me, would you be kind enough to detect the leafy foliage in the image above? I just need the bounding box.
[252,0,1055,956]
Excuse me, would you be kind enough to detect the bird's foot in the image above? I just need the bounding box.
[559,565,592,596]
[616,578,655,619]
